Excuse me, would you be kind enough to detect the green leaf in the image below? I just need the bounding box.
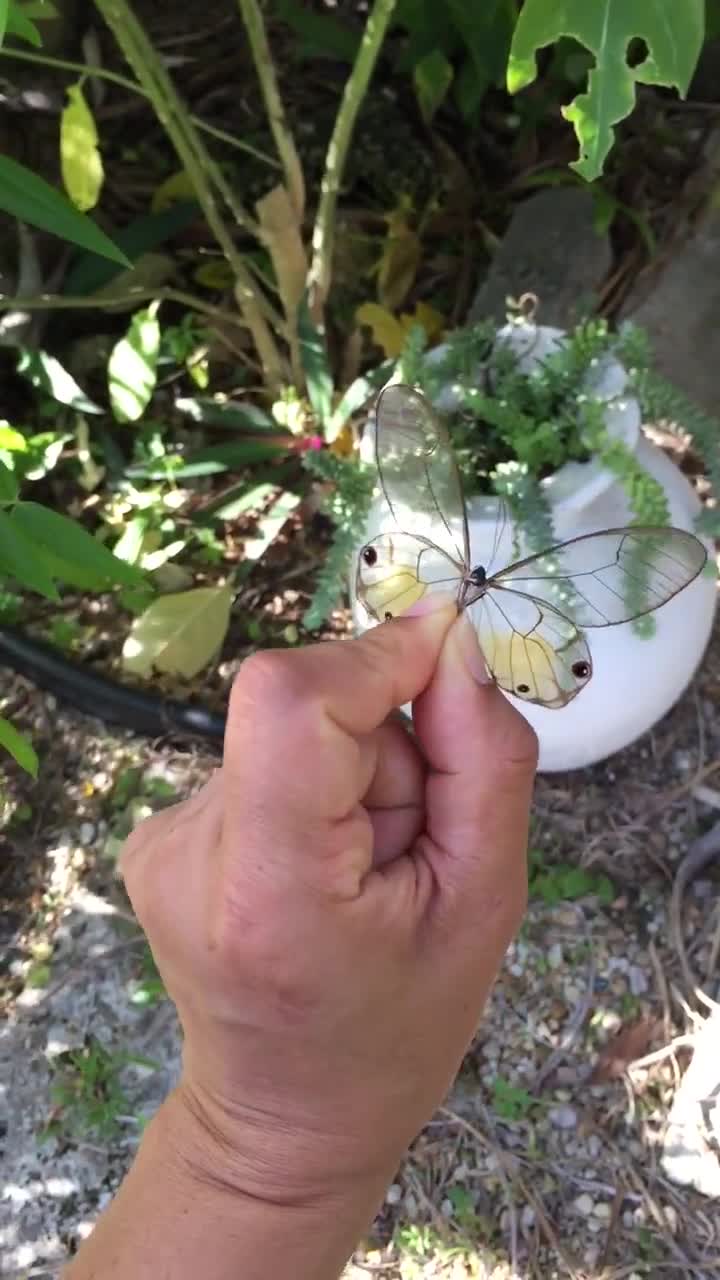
[274,0,359,60]
[0,0,8,44]
[327,359,395,440]
[17,348,102,413]
[174,396,275,432]
[195,481,278,523]
[62,202,199,296]
[507,0,705,181]
[414,49,454,123]
[122,585,234,679]
[0,156,129,266]
[298,295,333,431]
[0,457,18,504]
[11,502,145,590]
[0,508,59,598]
[447,0,515,86]
[0,716,38,777]
[61,82,104,212]
[108,305,161,423]
[6,0,41,45]
[126,439,284,480]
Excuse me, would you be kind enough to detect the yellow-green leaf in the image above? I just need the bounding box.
[356,302,407,358]
[61,82,104,212]
[108,305,161,423]
[151,169,196,213]
[121,585,234,680]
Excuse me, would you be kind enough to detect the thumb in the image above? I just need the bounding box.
[412,611,538,907]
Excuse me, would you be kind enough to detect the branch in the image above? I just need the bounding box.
[307,0,397,313]
[0,47,281,169]
[93,0,288,392]
[235,0,305,219]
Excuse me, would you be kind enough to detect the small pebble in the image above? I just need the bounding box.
[593,1202,612,1221]
[628,966,649,996]
[547,942,563,969]
[573,1194,594,1216]
[549,1105,578,1130]
[79,822,96,845]
[521,1205,536,1230]
[385,1183,402,1205]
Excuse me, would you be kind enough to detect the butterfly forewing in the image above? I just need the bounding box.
[469,590,592,708]
[487,527,707,628]
[355,531,464,622]
[375,383,470,568]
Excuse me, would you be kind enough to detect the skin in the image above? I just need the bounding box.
[63,599,537,1280]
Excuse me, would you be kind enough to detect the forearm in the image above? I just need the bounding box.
[62,1089,384,1280]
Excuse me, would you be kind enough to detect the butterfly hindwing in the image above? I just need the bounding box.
[356,532,463,622]
[468,589,593,708]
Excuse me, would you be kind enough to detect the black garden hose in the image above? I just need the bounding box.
[0,625,227,746]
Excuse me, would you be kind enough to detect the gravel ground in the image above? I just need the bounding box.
[2,614,720,1280]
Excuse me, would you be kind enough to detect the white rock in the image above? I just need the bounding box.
[521,1205,536,1229]
[593,1202,612,1221]
[573,1194,594,1216]
[547,943,563,969]
[385,1183,402,1205]
[79,822,96,845]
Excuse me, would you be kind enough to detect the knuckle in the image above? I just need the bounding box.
[230,649,307,722]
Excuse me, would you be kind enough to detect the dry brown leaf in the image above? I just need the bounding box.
[256,183,308,324]
[590,1015,662,1083]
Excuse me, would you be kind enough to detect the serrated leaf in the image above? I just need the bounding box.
[0,508,59,598]
[507,0,704,181]
[17,348,102,414]
[0,156,128,266]
[122,584,234,679]
[0,716,38,777]
[108,305,161,423]
[11,502,144,590]
[298,294,333,430]
[414,49,454,123]
[61,82,104,212]
[6,0,41,45]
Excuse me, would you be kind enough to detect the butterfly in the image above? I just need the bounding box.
[354,382,708,709]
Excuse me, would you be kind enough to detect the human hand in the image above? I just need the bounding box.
[121,600,537,1216]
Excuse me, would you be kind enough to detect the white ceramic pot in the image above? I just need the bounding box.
[352,323,717,772]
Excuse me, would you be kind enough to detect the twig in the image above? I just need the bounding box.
[440,1104,520,1276]
[0,47,280,166]
[532,941,595,1092]
[235,0,305,218]
[93,0,287,391]
[307,0,397,312]
[671,816,720,997]
[0,286,285,334]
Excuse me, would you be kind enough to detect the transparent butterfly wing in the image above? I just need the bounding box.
[355,531,464,622]
[469,589,593,709]
[374,383,470,568]
[487,527,707,627]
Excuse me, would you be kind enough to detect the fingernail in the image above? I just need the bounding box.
[451,612,493,685]
[402,590,458,619]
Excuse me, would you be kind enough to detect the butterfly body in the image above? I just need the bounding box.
[355,383,708,709]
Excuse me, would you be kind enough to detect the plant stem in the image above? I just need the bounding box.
[0,47,281,168]
[93,0,288,392]
[235,0,305,218]
[0,286,280,331]
[307,0,397,313]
